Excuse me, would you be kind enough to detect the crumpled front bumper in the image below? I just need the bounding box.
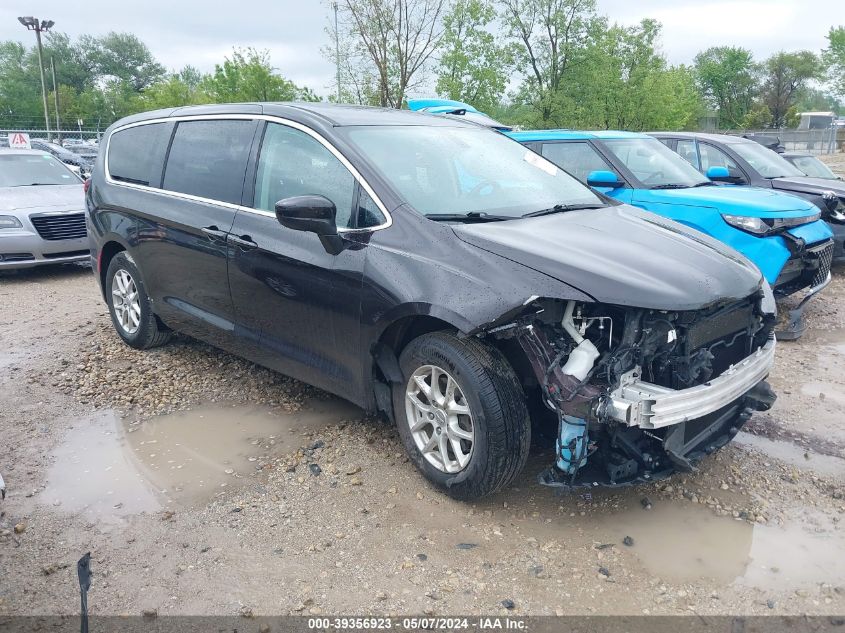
[606,338,776,429]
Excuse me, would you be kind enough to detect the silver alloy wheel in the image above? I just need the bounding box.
[111,268,141,335]
[405,365,474,474]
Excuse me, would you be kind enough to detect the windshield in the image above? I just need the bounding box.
[731,142,804,178]
[601,138,709,188]
[788,155,839,180]
[343,125,604,217]
[35,142,78,161]
[0,153,80,187]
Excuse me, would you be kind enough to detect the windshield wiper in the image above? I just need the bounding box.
[425,211,513,222]
[691,181,716,187]
[650,183,690,190]
[521,203,605,218]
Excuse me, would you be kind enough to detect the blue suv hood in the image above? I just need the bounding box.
[634,185,819,219]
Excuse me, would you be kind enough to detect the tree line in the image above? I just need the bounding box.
[0,35,316,133]
[1,0,844,134]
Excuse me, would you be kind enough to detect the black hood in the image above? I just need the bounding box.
[452,205,762,311]
[772,176,845,196]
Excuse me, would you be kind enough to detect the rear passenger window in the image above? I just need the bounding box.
[541,142,611,182]
[108,123,169,186]
[163,120,255,205]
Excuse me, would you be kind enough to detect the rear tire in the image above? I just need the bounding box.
[105,251,171,350]
[393,331,530,500]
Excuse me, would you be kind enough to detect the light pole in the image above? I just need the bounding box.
[51,57,61,145]
[332,2,341,102]
[17,16,54,141]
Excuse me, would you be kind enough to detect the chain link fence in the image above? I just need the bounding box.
[723,127,843,154]
[0,128,102,145]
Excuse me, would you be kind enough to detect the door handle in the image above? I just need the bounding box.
[228,234,258,251]
[201,225,227,241]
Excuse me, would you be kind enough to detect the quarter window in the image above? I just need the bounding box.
[108,123,169,186]
[356,188,384,228]
[254,123,363,229]
[541,142,611,182]
[162,120,255,205]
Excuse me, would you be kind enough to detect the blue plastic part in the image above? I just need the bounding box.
[586,170,623,188]
[407,98,480,113]
[507,129,649,142]
[706,166,730,179]
[556,415,589,474]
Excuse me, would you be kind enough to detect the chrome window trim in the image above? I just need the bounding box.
[103,113,393,233]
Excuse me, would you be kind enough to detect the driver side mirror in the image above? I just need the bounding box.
[586,170,624,189]
[706,166,745,184]
[275,195,338,236]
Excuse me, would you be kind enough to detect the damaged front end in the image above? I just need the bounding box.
[489,292,777,489]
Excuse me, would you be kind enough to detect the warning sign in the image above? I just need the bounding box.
[8,132,31,149]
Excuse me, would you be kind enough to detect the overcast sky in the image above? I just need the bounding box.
[0,0,838,97]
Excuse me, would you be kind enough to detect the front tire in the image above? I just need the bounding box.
[105,251,170,350]
[393,332,530,500]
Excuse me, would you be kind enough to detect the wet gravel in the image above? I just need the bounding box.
[48,322,317,420]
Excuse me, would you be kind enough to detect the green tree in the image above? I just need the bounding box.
[740,102,772,129]
[141,66,210,110]
[202,48,316,102]
[794,86,841,114]
[436,0,511,112]
[760,50,820,127]
[501,0,599,125]
[89,32,166,91]
[693,46,758,129]
[0,41,43,128]
[332,0,448,108]
[574,19,700,130]
[823,25,845,101]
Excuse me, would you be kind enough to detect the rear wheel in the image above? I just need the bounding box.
[393,332,530,500]
[105,251,170,349]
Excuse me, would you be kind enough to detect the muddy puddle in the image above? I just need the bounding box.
[800,381,845,406]
[595,502,845,589]
[41,397,363,522]
[735,432,845,476]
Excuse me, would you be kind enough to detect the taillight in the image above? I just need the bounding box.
[83,178,91,193]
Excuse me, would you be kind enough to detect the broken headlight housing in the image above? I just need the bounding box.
[822,191,845,222]
[722,212,820,235]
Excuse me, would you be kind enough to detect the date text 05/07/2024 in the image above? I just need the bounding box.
[306,617,527,630]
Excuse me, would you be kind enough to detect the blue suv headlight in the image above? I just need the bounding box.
[722,212,820,236]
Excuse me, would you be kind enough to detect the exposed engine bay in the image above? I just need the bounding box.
[489,293,778,489]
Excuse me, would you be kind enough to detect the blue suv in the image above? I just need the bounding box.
[507,130,833,336]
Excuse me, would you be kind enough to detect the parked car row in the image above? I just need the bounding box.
[0,135,98,177]
[652,132,845,262]
[82,103,783,499]
[406,101,839,339]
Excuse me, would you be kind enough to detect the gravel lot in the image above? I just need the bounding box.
[1,159,845,617]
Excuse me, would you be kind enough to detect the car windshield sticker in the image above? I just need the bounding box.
[523,150,558,176]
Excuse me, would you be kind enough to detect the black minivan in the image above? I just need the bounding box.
[87,103,777,499]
